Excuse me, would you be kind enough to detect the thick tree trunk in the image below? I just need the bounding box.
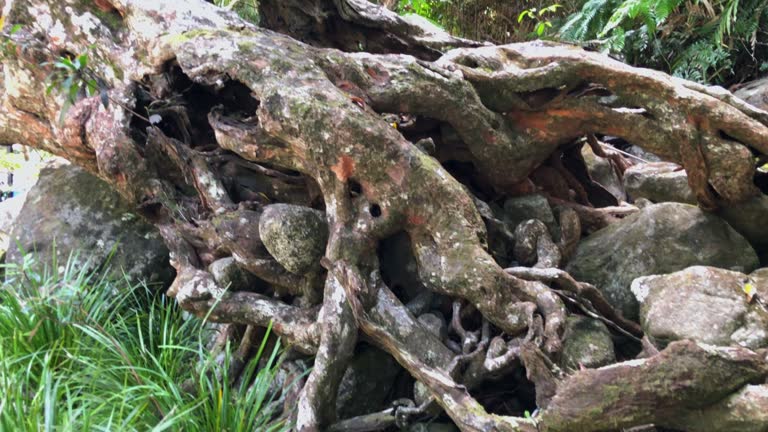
[2,0,768,430]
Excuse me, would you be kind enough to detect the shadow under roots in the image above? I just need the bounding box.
[131,62,260,149]
[470,367,537,417]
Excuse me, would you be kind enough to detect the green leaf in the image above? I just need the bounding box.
[10,24,23,35]
[77,53,88,70]
[540,4,563,15]
[58,56,76,70]
[86,79,98,97]
[68,81,80,103]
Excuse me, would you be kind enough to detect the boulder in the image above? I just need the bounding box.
[673,384,768,432]
[566,202,758,320]
[734,76,768,111]
[623,161,768,254]
[632,266,768,349]
[624,145,663,163]
[258,204,328,275]
[0,194,27,258]
[336,345,403,419]
[624,161,768,254]
[6,161,173,285]
[718,194,768,254]
[750,267,768,287]
[623,162,696,204]
[559,315,616,371]
[209,257,264,291]
[503,194,559,238]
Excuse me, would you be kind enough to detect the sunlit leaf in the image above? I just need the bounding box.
[744,282,756,303]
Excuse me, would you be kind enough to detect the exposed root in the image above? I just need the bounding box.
[504,266,643,338]
[548,197,639,233]
[513,219,562,268]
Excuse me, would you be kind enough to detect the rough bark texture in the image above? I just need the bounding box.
[2,0,768,430]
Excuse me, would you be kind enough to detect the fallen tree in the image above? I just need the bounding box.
[1,0,767,430]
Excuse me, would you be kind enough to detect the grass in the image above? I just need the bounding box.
[0,253,291,432]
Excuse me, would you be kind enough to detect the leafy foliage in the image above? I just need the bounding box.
[1,25,111,123]
[394,0,582,42]
[557,0,768,84]
[0,253,292,431]
[518,4,564,37]
[214,0,260,24]
[44,51,110,123]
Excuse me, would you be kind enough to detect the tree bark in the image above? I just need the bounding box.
[2,0,768,430]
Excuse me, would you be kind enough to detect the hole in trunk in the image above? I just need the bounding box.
[349,179,363,197]
[369,203,382,217]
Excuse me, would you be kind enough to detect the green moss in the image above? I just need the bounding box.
[162,29,221,48]
[107,60,124,81]
[237,40,256,51]
[601,384,624,405]
[92,8,123,33]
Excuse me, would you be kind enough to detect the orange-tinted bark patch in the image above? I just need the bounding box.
[365,66,390,85]
[547,109,589,120]
[408,213,426,226]
[94,0,117,13]
[507,111,551,130]
[330,155,355,181]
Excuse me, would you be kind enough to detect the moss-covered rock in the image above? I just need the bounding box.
[6,161,173,286]
[566,202,759,321]
[503,194,559,238]
[209,257,262,291]
[335,345,403,419]
[259,204,328,275]
[559,315,616,371]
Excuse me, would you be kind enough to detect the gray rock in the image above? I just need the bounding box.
[750,267,768,285]
[718,194,768,253]
[624,162,696,204]
[258,204,328,275]
[581,145,626,201]
[6,162,173,286]
[503,194,559,239]
[209,257,262,291]
[632,266,768,349]
[0,194,28,258]
[418,312,447,341]
[380,232,427,303]
[624,145,662,163]
[336,345,403,419]
[559,315,616,371]
[672,384,768,432]
[566,202,759,320]
[734,76,768,111]
[626,162,768,253]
